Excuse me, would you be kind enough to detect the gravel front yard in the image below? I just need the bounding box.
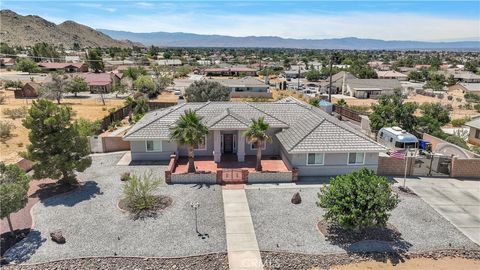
[4,153,226,263]
[246,187,478,255]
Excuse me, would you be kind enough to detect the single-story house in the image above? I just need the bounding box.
[284,69,306,80]
[453,72,480,83]
[368,61,391,71]
[38,62,88,73]
[213,77,269,94]
[123,97,386,178]
[14,82,40,98]
[204,67,257,77]
[376,70,408,81]
[155,59,182,66]
[75,72,121,93]
[448,83,480,94]
[0,57,15,69]
[319,71,357,94]
[345,79,402,99]
[466,118,480,146]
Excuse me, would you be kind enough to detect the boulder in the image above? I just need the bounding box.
[50,230,65,244]
[291,192,301,204]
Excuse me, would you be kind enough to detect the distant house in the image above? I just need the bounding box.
[465,118,480,146]
[453,72,480,83]
[376,70,408,81]
[368,61,391,71]
[448,83,480,94]
[415,64,431,70]
[37,62,88,73]
[155,59,182,66]
[14,82,40,98]
[213,77,270,97]
[204,67,257,77]
[319,71,357,94]
[0,57,15,69]
[75,72,121,93]
[345,79,402,99]
[284,69,306,80]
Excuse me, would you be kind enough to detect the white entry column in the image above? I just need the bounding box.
[237,130,245,162]
[214,130,221,162]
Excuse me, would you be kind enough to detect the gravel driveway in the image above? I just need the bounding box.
[246,187,478,255]
[4,153,226,263]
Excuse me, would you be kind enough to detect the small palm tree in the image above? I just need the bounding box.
[170,110,209,173]
[244,117,272,171]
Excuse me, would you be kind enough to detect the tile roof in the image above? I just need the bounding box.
[124,98,386,153]
[38,62,85,69]
[466,118,480,129]
[346,79,402,90]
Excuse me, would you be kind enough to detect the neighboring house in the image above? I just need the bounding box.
[122,97,386,177]
[37,62,88,73]
[204,67,257,76]
[75,72,121,93]
[284,68,307,80]
[155,59,182,66]
[368,61,391,71]
[448,83,480,94]
[453,72,480,83]
[320,71,357,94]
[376,70,408,81]
[465,118,480,146]
[213,77,269,94]
[14,82,40,98]
[0,57,15,69]
[345,79,402,99]
[415,64,431,70]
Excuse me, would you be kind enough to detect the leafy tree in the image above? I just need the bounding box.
[16,58,41,73]
[75,118,101,137]
[464,61,478,74]
[22,99,92,185]
[306,68,321,81]
[31,43,59,61]
[184,80,230,102]
[419,103,450,126]
[123,172,161,211]
[176,65,191,77]
[112,81,129,98]
[134,75,157,97]
[124,66,147,81]
[369,93,417,133]
[4,80,22,90]
[0,162,31,235]
[407,70,423,82]
[317,168,399,231]
[39,73,69,104]
[243,117,272,171]
[87,48,104,72]
[0,42,15,55]
[169,110,209,173]
[424,72,446,91]
[163,51,172,59]
[67,75,88,97]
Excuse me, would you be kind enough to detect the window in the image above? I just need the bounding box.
[476,129,480,139]
[250,141,266,150]
[348,152,365,165]
[307,153,324,165]
[146,140,162,152]
[194,135,207,150]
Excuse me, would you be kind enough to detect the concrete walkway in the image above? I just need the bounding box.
[398,177,480,245]
[222,187,263,270]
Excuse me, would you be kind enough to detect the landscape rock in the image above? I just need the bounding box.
[291,192,301,204]
[50,230,65,244]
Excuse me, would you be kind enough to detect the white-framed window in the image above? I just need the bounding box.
[194,135,207,150]
[250,141,266,150]
[348,152,365,165]
[307,153,324,165]
[146,140,162,152]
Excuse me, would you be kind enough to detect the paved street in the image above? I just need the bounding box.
[399,177,480,245]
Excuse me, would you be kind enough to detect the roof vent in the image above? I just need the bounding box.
[392,126,402,131]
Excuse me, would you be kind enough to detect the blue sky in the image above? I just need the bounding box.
[2,1,480,41]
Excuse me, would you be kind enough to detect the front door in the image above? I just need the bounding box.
[223,134,233,153]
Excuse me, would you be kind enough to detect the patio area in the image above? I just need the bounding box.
[174,155,290,174]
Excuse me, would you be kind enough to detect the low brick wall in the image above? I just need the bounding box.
[247,171,293,183]
[170,172,217,184]
[164,155,177,184]
[450,157,480,179]
[377,153,414,176]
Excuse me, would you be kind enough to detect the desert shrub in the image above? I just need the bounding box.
[436,93,444,99]
[0,121,15,139]
[2,107,28,120]
[475,103,480,113]
[465,103,472,110]
[123,172,161,211]
[456,97,462,102]
[0,96,5,104]
[107,120,122,131]
[317,168,399,231]
[445,104,453,111]
[120,172,131,182]
[464,92,480,102]
[451,117,470,127]
[447,95,453,101]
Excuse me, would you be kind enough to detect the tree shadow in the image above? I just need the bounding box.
[2,230,45,264]
[319,221,413,265]
[40,181,103,207]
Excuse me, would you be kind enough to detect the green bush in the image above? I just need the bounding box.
[450,117,470,127]
[123,172,161,211]
[317,168,399,231]
[2,107,28,120]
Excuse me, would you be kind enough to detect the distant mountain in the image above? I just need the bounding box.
[0,10,139,48]
[99,29,480,50]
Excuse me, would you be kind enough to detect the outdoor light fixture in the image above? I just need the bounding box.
[191,202,209,239]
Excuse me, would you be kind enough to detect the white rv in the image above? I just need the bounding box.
[377,127,418,150]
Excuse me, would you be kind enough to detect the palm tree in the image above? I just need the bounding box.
[170,110,209,173]
[243,117,272,171]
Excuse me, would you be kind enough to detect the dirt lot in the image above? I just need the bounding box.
[0,89,124,164]
[332,257,480,270]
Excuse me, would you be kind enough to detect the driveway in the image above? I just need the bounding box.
[398,177,480,245]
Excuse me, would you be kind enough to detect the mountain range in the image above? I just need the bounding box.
[99,29,480,50]
[0,10,137,48]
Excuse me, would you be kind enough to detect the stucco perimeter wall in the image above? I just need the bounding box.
[171,172,217,184]
[247,172,293,183]
[377,153,414,176]
[450,158,480,179]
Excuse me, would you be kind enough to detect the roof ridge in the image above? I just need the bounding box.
[246,102,289,126]
[286,116,325,152]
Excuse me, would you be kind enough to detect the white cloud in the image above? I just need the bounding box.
[74,3,116,13]
[78,11,480,41]
[136,2,154,8]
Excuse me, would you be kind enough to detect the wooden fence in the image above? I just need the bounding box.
[332,105,363,122]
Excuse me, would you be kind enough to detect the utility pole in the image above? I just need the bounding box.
[328,54,334,102]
